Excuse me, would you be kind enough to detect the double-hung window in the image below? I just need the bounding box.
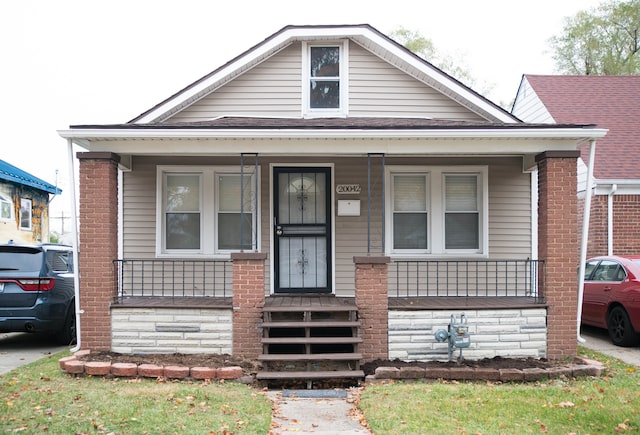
[387,166,487,256]
[0,194,12,222]
[444,174,480,250]
[20,198,32,230]
[157,166,258,257]
[303,41,348,116]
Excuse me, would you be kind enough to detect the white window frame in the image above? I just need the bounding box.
[156,166,260,258]
[302,40,349,117]
[385,166,488,257]
[0,194,12,222]
[19,198,32,231]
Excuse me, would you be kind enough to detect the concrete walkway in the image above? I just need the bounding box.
[267,388,371,435]
[580,325,640,366]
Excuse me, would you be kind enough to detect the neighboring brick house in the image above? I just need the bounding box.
[0,159,61,244]
[59,25,606,382]
[512,75,640,257]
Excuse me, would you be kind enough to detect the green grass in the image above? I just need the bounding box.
[0,351,272,434]
[358,347,640,434]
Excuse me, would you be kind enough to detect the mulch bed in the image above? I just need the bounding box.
[78,352,569,376]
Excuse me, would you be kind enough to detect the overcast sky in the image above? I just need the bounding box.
[0,0,604,233]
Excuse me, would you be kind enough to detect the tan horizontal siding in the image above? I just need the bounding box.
[169,43,303,121]
[168,40,487,122]
[121,155,532,296]
[488,159,531,257]
[348,43,484,120]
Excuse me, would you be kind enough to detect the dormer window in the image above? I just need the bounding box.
[303,41,348,116]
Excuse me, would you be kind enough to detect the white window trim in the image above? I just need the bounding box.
[385,165,488,258]
[156,165,260,258]
[19,198,32,231]
[302,40,349,118]
[0,194,12,222]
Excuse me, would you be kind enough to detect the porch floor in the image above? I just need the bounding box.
[113,295,545,310]
[113,296,232,309]
[389,296,546,310]
[264,294,356,310]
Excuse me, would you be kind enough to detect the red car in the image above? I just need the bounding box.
[582,256,640,347]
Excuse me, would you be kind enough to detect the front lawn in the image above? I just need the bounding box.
[0,351,272,434]
[358,347,640,434]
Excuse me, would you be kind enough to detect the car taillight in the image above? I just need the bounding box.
[15,278,55,291]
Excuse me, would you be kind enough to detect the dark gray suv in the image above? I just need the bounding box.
[0,243,76,345]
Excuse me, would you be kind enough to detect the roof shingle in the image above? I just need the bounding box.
[525,75,640,179]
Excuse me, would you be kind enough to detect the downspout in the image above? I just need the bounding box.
[608,184,617,256]
[67,139,82,352]
[577,140,597,344]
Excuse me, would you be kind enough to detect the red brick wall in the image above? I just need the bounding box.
[582,195,640,257]
[536,151,580,359]
[354,256,390,362]
[77,152,120,351]
[231,253,266,359]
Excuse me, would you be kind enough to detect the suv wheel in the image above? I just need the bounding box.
[54,306,76,345]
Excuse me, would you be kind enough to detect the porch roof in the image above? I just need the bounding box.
[60,117,607,156]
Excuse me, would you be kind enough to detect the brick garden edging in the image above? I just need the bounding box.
[366,357,606,383]
[60,352,605,383]
[59,351,246,382]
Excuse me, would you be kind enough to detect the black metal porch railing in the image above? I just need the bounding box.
[390,259,544,301]
[113,259,233,302]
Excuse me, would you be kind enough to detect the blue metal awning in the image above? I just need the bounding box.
[0,160,61,195]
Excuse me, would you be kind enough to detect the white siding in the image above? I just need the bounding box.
[511,78,554,123]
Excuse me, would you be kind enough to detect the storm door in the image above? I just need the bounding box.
[274,167,331,293]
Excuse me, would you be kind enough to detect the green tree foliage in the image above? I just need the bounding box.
[389,26,492,96]
[550,0,640,74]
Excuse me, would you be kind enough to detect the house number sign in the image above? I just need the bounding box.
[336,184,361,194]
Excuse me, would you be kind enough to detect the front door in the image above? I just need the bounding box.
[274,167,331,293]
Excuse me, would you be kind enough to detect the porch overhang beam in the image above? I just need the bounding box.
[58,127,608,157]
[59,127,608,141]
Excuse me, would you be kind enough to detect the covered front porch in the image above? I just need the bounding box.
[67,136,584,366]
[110,254,547,361]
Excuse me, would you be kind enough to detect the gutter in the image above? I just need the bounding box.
[67,139,82,353]
[608,184,617,256]
[577,140,597,344]
[58,127,609,141]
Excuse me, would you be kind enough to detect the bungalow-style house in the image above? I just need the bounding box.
[59,25,606,381]
[0,159,61,244]
[512,75,640,258]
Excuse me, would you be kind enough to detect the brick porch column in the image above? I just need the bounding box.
[536,151,580,359]
[231,252,266,359]
[354,256,390,362]
[77,152,120,351]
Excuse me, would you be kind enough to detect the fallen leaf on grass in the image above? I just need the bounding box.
[615,419,634,432]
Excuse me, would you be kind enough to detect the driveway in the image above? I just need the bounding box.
[0,332,69,375]
[580,325,640,366]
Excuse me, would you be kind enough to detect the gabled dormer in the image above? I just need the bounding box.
[131,25,517,125]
